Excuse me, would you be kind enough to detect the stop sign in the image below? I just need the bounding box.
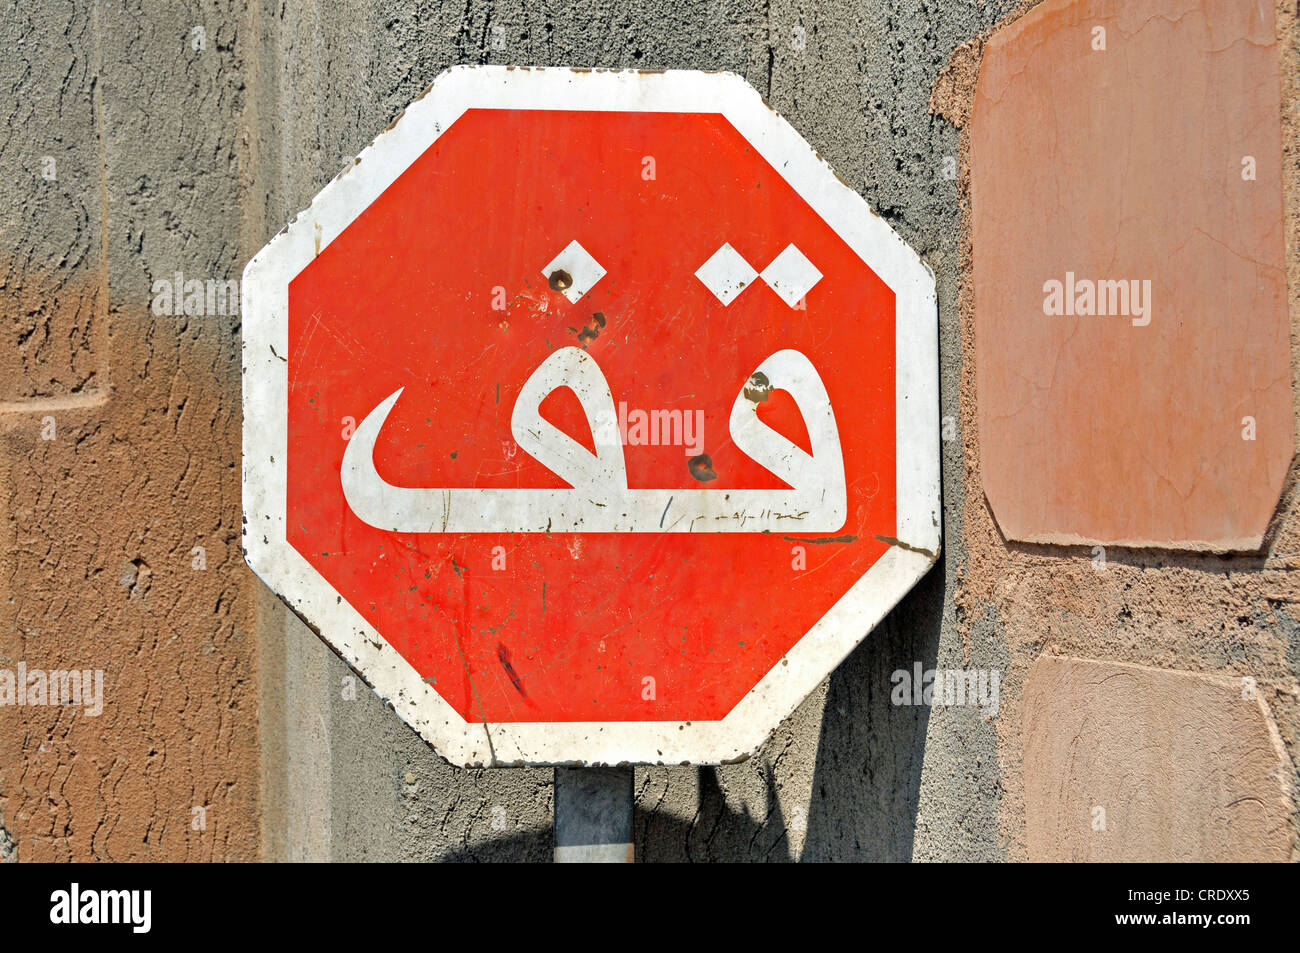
[242,67,938,766]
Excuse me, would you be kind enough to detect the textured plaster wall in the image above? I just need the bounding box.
[0,1,260,860]
[0,0,1295,861]
[934,0,1300,861]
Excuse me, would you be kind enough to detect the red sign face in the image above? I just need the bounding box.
[244,68,938,766]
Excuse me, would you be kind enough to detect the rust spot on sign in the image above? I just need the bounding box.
[548,268,573,292]
[743,371,772,403]
[574,311,607,346]
[688,454,718,482]
[874,534,938,560]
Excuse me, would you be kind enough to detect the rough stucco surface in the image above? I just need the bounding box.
[939,0,1300,861]
[1023,656,1292,861]
[0,1,259,860]
[0,5,105,404]
[0,0,1295,862]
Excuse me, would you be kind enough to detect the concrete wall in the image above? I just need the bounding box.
[1,0,1296,861]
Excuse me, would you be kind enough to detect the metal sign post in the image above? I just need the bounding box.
[553,767,634,863]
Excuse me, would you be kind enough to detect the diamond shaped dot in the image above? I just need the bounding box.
[542,240,606,304]
[695,243,759,306]
[760,244,822,307]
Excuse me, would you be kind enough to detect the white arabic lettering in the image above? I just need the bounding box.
[340,348,846,533]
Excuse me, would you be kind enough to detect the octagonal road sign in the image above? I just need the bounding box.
[242,66,939,767]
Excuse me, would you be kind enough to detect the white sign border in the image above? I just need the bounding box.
[242,66,940,767]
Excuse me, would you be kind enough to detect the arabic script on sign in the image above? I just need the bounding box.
[340,347,846,533]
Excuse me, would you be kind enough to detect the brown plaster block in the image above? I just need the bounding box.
[1023,655,1293,861]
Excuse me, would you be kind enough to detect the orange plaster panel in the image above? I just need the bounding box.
[971,0,1293,550]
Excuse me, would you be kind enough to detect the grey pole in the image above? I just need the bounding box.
[553,766,634,862]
